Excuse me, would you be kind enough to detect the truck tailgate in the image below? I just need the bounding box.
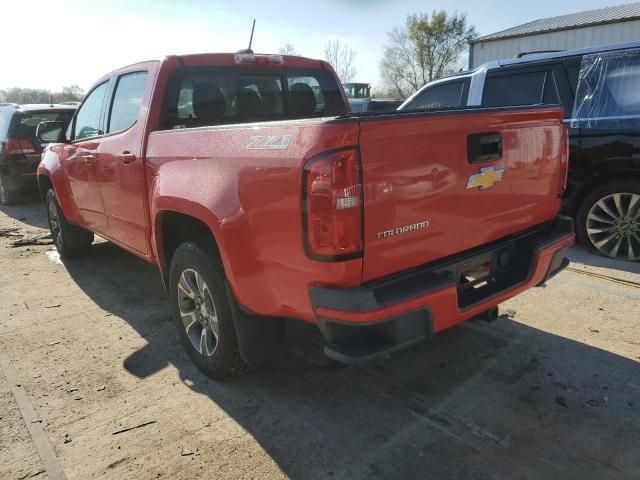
[359,106,567,282]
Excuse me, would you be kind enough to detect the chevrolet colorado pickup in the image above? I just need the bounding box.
[36,52,574,379]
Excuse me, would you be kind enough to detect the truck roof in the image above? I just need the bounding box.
[90,53,331,91]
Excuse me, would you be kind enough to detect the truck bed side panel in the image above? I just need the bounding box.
[146,120,361,321]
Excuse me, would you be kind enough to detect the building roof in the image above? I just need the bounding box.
[471,2,640,43]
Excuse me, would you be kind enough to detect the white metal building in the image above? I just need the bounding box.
[469,3,640,68]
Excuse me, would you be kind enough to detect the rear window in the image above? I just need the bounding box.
[9,111,74,141]
[161,66,347,128]
[405,81,464,110]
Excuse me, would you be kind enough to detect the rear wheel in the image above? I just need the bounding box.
[169,242,246,380]
[45,189,93,258]
[577,180,640,261]
[0,178,21,205]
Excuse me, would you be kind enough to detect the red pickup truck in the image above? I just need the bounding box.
[36,52,574,379]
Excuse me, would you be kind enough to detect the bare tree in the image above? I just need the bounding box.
[380,11,476,98]
[324,39,358,83]
[278,44,298,55]
[55,85,84,103]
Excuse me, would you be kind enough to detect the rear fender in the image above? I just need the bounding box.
[151,188,284,365]
[149,164,241,302]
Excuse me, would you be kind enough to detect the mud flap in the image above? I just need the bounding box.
[225,283,284,364]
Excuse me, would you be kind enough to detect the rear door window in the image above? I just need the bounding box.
[405,81,464,110]
[161,66,347,128]
[108,71,148,133]
[73,82,109,140]
[483,71,548,107]
[571,48,640,129]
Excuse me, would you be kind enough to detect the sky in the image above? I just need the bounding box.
[0,0,630,92]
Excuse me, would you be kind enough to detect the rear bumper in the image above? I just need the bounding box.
[310,216,575,364]
[0,154,40,193]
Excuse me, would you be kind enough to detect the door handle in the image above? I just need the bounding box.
[121,152,136,164]
[468,133,502,163]
[82,154,96,165]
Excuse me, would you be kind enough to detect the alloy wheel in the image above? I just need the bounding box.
[586,192,640,261]
[177,268,220,357]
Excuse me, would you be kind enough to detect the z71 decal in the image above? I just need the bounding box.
[246,135,293,150]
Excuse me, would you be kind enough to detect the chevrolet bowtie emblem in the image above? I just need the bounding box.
[466,166,505,190]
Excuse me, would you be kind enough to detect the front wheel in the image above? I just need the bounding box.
[169,242,246,380]
[576,180,640,261]
[45,189,93,258]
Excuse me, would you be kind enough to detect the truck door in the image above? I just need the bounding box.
[62,81,109,233]
[96,70,149,255]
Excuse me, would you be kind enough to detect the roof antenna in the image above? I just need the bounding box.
[236,19,256,54]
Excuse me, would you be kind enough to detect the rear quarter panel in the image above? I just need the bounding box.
[146,120,361,321]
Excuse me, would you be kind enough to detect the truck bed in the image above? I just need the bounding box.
[147,104,567,319]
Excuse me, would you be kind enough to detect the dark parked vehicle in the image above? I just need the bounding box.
[349,98,403,113]
[400,41,640,261]
[0,104,76,204]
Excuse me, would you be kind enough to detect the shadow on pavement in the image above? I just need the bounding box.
[60,241,640,480]
[568,245,640,275]
[0,197,49,230]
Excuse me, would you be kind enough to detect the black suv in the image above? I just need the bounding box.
[0,104,76,204]
[400,41,640,262]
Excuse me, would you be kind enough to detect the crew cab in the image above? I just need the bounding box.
[400,41,640,262]
[37,52,574,379]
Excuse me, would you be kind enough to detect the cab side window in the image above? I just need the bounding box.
[108,72,148,133]
[483,70,558,107]
[73,82,109,141]
[406,81,464,110]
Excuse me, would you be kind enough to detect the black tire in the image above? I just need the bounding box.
[45,189,93,258]
[576,179,640,261]
[169,242,246,380]
[0,178,21,205]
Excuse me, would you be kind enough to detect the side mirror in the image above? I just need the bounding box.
[36,121,66,144]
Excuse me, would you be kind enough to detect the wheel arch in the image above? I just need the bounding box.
[569,163,640,216]
[153,208,228,290]
[36,173,54,204]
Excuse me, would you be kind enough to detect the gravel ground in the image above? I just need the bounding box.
[0,201,638,480]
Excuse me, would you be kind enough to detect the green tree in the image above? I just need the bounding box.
[53,85,84,103]
[1,85,84,104]
[380,11,477,98]
[4,87,51,104]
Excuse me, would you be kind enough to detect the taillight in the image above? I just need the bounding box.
[234,53,283,65]
[6,138,37,154]
[303,147,363,260]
